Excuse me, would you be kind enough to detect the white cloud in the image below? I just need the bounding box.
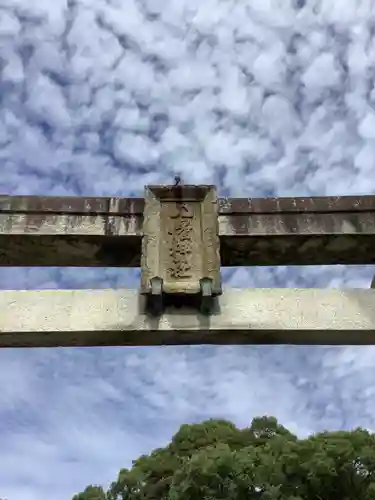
[1,0,375,499]
[358,111,375,139]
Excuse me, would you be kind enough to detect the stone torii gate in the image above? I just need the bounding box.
[0,183,375,348]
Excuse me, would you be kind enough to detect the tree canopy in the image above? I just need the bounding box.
[73,416,375,500]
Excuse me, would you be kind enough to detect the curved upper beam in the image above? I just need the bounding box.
[0,193,374,267]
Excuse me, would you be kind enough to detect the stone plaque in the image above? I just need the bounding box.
[141,184,221,295]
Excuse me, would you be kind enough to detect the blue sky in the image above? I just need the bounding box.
[1,0,375,498]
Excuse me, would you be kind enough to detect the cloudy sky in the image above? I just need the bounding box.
[1,0,375,498]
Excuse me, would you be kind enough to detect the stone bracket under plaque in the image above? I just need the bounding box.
[140,183,221,316]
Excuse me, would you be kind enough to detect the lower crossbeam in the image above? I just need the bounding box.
[1,288,375,347]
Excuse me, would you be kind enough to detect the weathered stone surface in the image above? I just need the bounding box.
[218,195,375,213]
[141,185,221,294]
[1,193,372,214]
[0,235,141,267]
[220,234,375,266]
[1,288,375,347]
[0,195,144,214]
[0,211,142,267]
[0,194,374,267]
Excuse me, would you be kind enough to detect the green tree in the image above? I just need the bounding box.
[169,425,375,500]
[74,416,375,500]
[107,419,240,500]
[72,485,107,500]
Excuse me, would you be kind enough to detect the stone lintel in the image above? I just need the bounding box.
[0,194,374,267]
[0,288,375,347]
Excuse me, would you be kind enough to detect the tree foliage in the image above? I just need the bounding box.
[73,416,375,500]
[73,485,107,500]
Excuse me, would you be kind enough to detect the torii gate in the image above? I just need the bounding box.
[0,183,375,348]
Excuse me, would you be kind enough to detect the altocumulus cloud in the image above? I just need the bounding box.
[0,0,375,498]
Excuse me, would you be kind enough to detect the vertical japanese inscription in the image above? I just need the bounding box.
[168,202,194,280]
[141,184,220,296]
